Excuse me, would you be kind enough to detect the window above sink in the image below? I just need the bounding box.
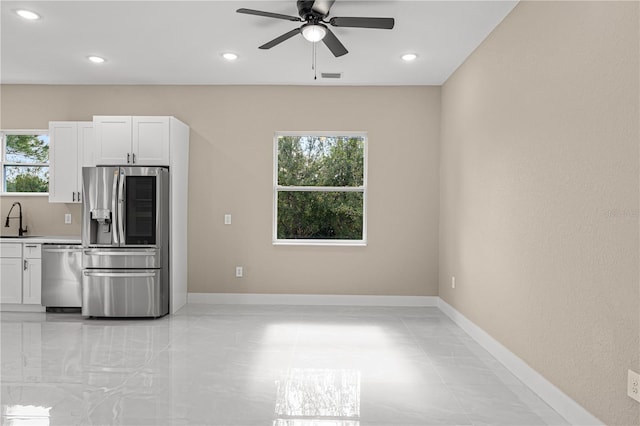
[1,130,49,195]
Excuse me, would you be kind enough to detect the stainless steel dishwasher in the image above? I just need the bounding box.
[42,244,82,309]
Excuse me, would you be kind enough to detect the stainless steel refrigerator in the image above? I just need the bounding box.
[82,166,170,318]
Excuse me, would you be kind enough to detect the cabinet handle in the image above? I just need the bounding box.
[77,191,81,202]
[73,192,76,202]
[23,260,27,271]
[132,153,136,164]
[127,153,131,164]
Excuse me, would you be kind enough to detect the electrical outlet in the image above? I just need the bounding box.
[235,266,243,278]
[224,214,232,225]
[64,213,72,224]
[451,276,456,289]
[628,369,640,402]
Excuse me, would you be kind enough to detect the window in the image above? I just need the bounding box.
[274,132,367,245]
[1,131,49,194]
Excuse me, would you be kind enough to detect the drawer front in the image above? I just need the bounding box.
[83,248,161,269]
[82,269,164,317]
[0,243,22,258]
[23,243,42,259]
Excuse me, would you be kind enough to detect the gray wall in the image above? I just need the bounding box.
[439,2,639,424]
[0,85,441,297]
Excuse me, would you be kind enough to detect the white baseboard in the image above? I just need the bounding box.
[0,304,46,313]
[187,292,438,307]
[437,298,603,426]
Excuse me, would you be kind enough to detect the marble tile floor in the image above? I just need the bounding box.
[0,305,569,426]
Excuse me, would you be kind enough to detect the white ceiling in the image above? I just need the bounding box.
[1,1,518,86]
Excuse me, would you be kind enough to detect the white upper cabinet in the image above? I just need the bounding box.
[94,116,170,166]
[49,121,94,203]
[133,117,170,165]
[93,116,131,165]
[79,123,96,167]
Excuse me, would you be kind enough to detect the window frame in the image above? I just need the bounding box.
[0,129,50,196]
[273,131,368,246]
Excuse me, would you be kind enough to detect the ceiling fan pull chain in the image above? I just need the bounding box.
[313,42,318,80]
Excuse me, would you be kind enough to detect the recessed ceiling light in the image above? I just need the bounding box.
[16,9,40,20]
[401,53,418,62]
[222,53,238,61]
[88,56,106,64]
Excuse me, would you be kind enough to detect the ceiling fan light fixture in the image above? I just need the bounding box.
[302,24,327,43]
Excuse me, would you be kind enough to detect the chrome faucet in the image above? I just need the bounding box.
[5,202,28,236]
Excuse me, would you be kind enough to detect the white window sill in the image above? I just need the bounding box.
[273,239,367,247]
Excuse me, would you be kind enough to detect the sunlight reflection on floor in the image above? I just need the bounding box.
[255,322,423,424]
[3,404,51,426]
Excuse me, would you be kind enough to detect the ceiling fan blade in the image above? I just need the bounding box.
[236,8,302,22]
[311,0,335,16]
[259,28,302,50]
[322,27,348,57]
[329,17,395,29]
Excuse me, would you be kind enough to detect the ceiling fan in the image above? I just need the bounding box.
[237,0,395,58]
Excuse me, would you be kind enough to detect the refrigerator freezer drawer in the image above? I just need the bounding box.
[82,269,166,317]
[83,248,161,269]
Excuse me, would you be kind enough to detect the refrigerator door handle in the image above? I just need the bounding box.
[83,271,156,278]
[118,171,126,245]
[112,170,119,245]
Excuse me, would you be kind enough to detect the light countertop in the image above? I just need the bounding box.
[0,236,81,244]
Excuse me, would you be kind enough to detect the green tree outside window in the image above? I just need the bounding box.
[276,135,366,241]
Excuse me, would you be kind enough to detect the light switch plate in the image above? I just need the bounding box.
[224,214,232,225]
[64,213,72,224]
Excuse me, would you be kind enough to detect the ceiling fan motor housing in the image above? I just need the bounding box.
[297,0,327,21]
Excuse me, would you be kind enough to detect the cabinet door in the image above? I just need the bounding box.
[94,116,132,165]
[22,258,41,305]
[77,122,95,202]
[79,122,95,167]
[48,122,78,203]
[132,116,170,166]
[1,257,23,303]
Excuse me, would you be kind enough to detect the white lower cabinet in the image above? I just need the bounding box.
[1,243,22,304]
[0,243,41,305]
[1,258,23,303]
[23,244,42,305]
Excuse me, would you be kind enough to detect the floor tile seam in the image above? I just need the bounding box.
[435,307,563,424]
[395,311,476,420]
[397,311,505,426]
[396,314,441,369]
[453,335,548,412]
